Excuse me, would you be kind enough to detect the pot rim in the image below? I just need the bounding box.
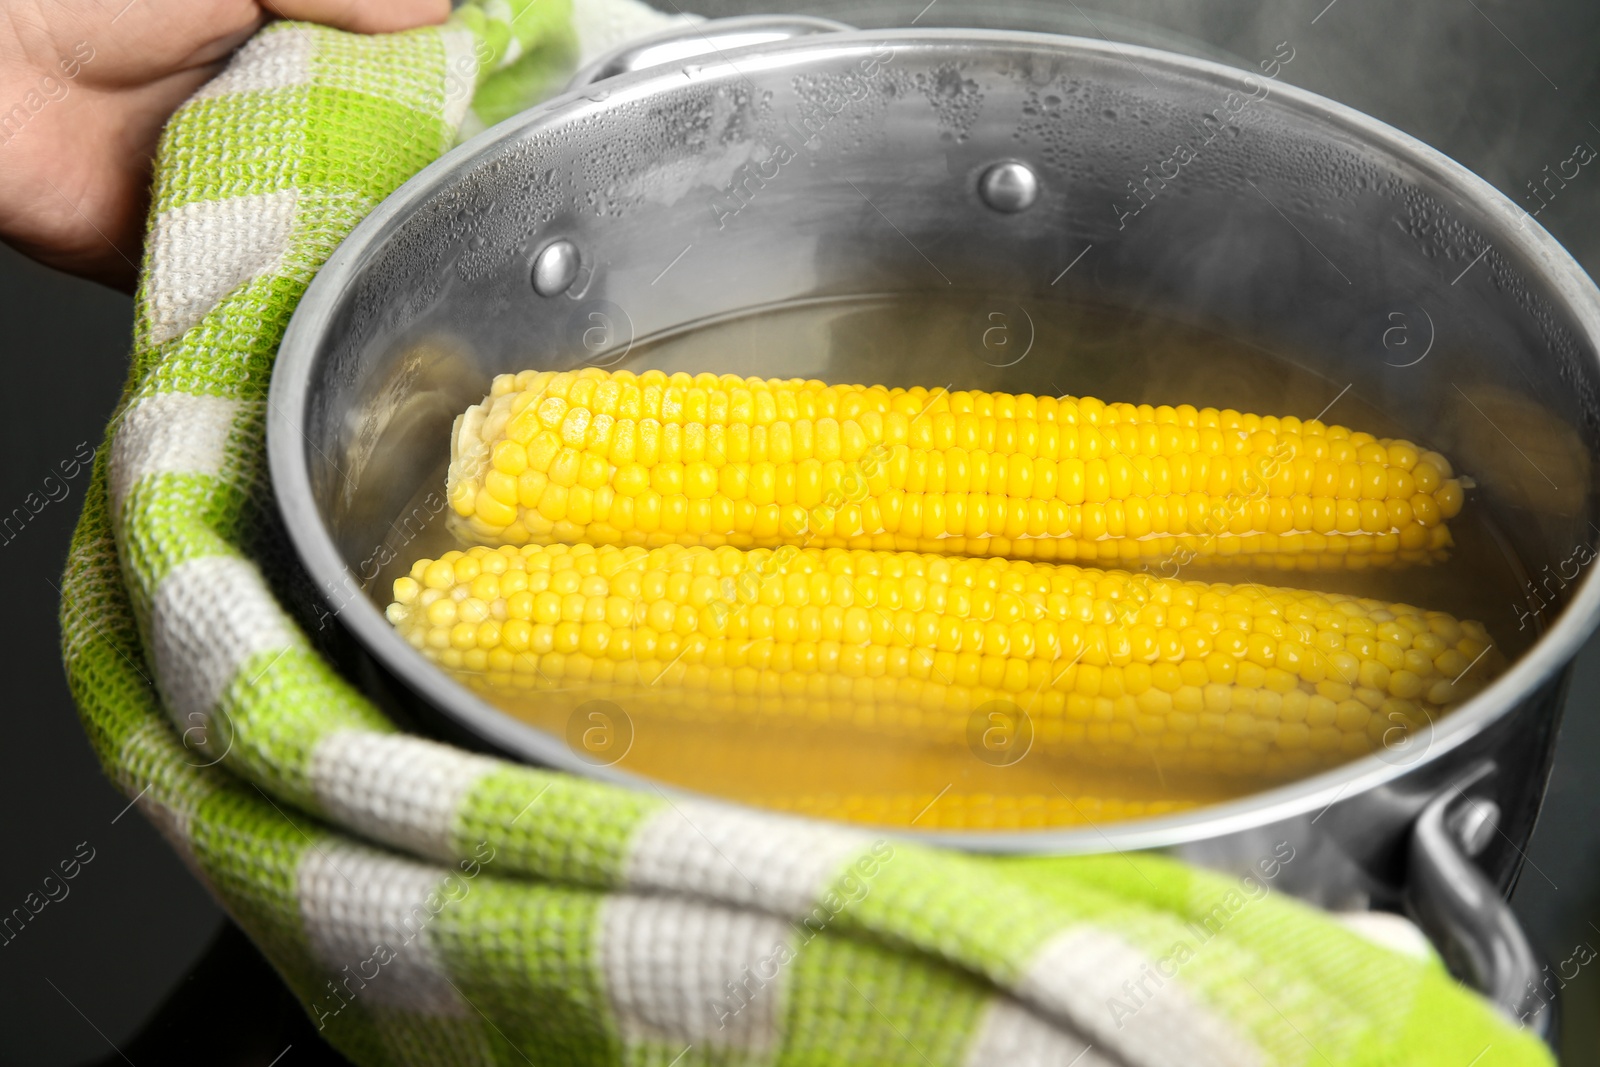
[269,26,1600,853]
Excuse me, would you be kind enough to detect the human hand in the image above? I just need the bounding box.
[0,0,450,289]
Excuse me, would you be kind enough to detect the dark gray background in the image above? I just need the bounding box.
[1,0,1597,1063]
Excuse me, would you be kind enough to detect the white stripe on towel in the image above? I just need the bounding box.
[963,996,1113,1067]
[625,800,869,916]
[110,393,245,516]
[148,555,296,730]
[298,843,470,1018]
[142,190,299,345]
[191,27,315,102]
[599,893,791,1051]
[1014,927,1264,1067]
[310,732,498,861]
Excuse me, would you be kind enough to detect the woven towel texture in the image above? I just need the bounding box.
[57,2,1553,1064]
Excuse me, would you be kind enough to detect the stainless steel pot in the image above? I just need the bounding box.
[269,17,1600,1040]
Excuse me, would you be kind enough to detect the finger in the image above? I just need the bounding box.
[259,0,450,34]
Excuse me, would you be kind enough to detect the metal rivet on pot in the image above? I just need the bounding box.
[978,161,1040,213]
[532,239,580,297]
[1448,797,1500,858]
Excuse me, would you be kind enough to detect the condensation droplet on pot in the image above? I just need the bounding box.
[531,239,579,297]
[978,161,1040,213]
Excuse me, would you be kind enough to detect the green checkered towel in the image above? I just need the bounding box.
[58,1,1554,1063]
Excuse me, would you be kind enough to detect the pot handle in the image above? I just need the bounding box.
[1404,761,1555,1044]
[567,14,856,90]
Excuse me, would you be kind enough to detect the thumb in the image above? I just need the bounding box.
[259,0,451,34]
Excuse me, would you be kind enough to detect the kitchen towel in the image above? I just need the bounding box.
[59,0,1553,1063]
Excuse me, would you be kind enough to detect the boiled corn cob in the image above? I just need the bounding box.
[447,367,1463,570]
[386,542,1501,781]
